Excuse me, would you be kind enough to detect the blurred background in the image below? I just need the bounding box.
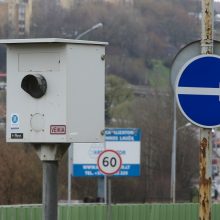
[0,0,219,205]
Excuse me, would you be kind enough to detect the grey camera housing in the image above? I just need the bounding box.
[1,38,107,143]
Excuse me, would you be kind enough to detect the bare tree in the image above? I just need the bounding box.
[0,140,42,204]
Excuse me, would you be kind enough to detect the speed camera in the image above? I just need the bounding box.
[0,38,107,143]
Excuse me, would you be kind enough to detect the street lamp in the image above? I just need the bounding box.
[177,122,191,132]
[75,23,103,40]
[170,101,191,203]
[67,22,104,203]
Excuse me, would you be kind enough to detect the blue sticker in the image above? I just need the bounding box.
[12,114,18,124]
[11,114,19,129]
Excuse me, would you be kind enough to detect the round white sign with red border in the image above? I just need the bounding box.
[97,149,122,175]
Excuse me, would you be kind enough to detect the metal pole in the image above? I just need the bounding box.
[171,102,191,203]
[97,177,105,202]
[199,129,212,220]
[67,143,73,203]
[107,178,112,220]
[104,133,107,204]
[171,97,177,203]
[34,144,68,220]
[104,175,108,204]
[43,161,58,220]
[201,0,214,55]
[200,0,213,219]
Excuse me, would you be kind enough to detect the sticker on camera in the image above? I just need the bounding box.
[11,113,19,129]
[50,125,66,134]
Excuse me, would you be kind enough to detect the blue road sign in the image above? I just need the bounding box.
[176,55,220,128]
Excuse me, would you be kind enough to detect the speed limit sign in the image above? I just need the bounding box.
[97,149,122,175]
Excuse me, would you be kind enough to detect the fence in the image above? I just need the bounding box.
[0,203,220,220]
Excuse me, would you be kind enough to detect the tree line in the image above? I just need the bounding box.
[0,0,200,204]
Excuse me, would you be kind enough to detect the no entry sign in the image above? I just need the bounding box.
[176,54,220,128]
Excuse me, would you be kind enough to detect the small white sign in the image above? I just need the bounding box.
[97,149,122,175]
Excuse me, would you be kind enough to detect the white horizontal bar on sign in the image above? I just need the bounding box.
[177,86,220,96]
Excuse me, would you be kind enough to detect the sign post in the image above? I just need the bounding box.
[176,55,219,219]
[200,0,213,219]
[42,160,58,220]
[172,1,214,216]
[174,1,214,217]
[176,0,214,218]
[97,149,122,220]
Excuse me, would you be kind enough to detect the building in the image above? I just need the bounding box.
[60,0,74,9]
[0,2,8,35]
[8,0,32,37]
[0,0,32,37]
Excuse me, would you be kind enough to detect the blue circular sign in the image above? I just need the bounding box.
[175,54,220,128]
[11,114,18,124]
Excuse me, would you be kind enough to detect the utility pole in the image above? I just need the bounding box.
[199,0,213,219]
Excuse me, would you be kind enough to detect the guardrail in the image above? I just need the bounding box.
[0,203,220,220]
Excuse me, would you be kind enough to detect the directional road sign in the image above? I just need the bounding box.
[175,54,220,128]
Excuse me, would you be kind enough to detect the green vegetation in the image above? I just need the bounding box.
[148,60,170,89]
[106,75,134,126]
